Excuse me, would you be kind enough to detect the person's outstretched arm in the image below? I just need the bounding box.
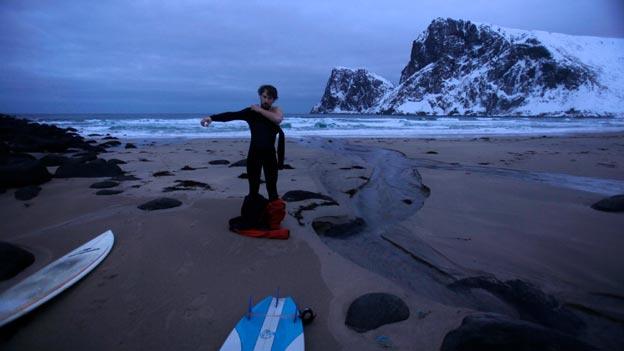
[201,108,250,127]
[250,105,283,125]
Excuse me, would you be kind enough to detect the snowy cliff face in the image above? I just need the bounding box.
[310,67,395,114]
[314,18,624,116]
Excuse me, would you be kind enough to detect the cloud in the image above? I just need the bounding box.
[1,0,623,113]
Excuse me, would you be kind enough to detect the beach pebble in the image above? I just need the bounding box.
[345,293,410,332]
[138,198,182,211]
[440,313,593,351]
[209,159,230,165]
[14,185,42,201]
[591,194,624,212]
[0,241,35,281]
[312,216,366,238]
[283,190,336,203]
[55,159,124,178]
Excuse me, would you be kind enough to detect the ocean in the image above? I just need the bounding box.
[19,113,624,139]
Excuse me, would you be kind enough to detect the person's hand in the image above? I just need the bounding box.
[200,116,212,127]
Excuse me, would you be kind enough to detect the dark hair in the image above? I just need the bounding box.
[258,84,278,100]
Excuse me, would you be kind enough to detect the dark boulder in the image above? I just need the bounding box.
[312,216,366,238]
[180,165,196,170]
[55,159,124,178]
[99,140,122,148]
[0,242,35,281]
[591,194,624,212]
[238,173,265,183]
[15,185,42,201]
[345,293,410,332]
[440,313,594,351]
[163,180,212,192]
[229,159,247,167]
[39,154,71,167]
[209,159,230,165]
[70,152,98,163]
[96,189,124,195]
[125,143,137,149]
[0,153,52,188]
[153,171,174,177]
[283,190,336,203]
[90,181,120,189]
[138,198,182,211]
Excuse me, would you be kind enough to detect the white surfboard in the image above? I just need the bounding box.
[220,295,305,351]
[0,230,114,327]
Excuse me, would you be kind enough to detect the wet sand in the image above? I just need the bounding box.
[1,133,623,350]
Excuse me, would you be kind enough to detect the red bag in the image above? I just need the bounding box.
[228,197,289,239]
[265,199,286,230]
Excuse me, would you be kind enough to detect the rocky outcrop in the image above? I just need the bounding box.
[0,115,127,189]
[0,114,101,153]
[311,67,394,113]
[441,313,594,351]
[449,276,584,334]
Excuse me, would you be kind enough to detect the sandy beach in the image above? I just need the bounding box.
[1,133,623,350]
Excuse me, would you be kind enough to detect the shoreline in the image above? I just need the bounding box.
[1,131,623,350]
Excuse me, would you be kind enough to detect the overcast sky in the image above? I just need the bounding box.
[1,0,623,114]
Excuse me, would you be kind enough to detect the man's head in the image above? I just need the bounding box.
[258,84,278,110]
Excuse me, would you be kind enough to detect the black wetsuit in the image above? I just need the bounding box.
[210,108,285,200]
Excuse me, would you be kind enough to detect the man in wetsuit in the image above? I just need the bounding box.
[200,84,285,204]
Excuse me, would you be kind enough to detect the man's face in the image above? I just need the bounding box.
[259,91,275,110]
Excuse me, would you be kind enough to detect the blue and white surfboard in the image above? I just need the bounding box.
[220,296,304,351]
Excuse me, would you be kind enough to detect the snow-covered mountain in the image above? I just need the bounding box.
[310,67,395,113]
[312,18,624,116]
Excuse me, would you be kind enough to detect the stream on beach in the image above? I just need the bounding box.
[300,137,624,350]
